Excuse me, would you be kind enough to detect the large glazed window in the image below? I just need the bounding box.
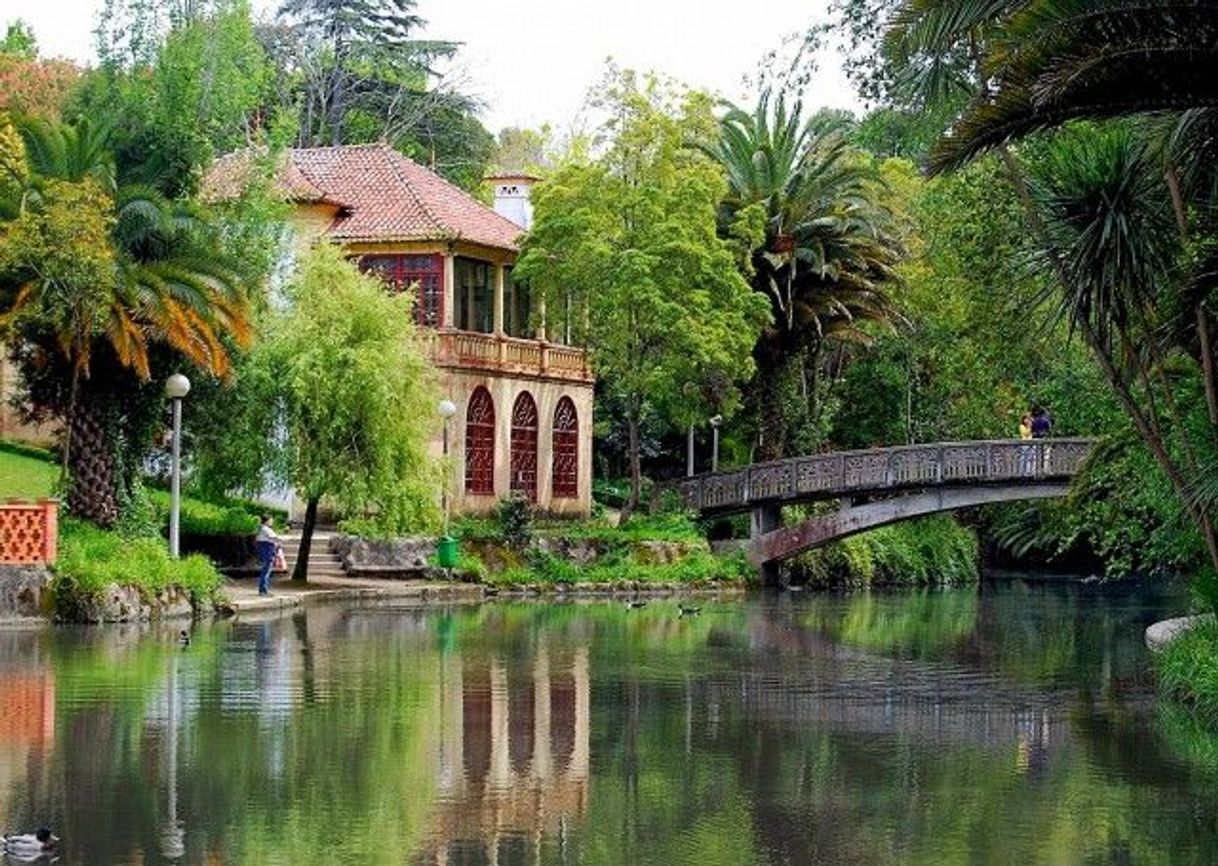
[464,387,495,495]
[455,257,493,333]
[358,254,443,327]
[505,267,531,338]
[552,397,578,499]
[510,392,538,502]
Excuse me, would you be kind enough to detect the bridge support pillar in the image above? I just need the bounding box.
[751,505,783,587]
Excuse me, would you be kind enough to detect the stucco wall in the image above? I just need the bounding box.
[438,369,593,518]
[0,354,55,447]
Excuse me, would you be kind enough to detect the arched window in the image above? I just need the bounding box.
[552,397,579,499]
[464,388,495,495]
[510,392,538,501]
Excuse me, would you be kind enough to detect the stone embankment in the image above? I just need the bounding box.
[2,531,743,625]
[0,565,53,620]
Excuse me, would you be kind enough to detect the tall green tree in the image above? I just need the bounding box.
[903,1,1218,173]
[85,0,273,198]
[275,0,457,146]
[262,243,439,580]
[517,71,768,516]
[703,89,904,459]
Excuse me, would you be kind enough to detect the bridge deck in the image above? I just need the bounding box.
[670,438,1095,514]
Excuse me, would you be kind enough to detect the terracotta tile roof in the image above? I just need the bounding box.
[204,149,336,205]
[205,144,524,252]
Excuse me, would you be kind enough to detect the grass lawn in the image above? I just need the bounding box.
[0,444,57,499]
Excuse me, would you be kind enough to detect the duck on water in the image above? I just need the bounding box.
[3,828,57,861]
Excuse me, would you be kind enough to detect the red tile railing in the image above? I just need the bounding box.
[0,499,58,565]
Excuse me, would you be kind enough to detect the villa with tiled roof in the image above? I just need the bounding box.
[206,144,593,517]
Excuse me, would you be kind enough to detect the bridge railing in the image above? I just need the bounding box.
[669,438,1096,513]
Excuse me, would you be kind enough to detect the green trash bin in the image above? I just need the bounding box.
[437,535,459,569]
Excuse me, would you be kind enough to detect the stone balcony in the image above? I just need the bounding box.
[429,329,593,384]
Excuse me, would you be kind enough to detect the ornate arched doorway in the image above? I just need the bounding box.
[552,397,579,499]
[464,387,495,495]
[510,392,538,501]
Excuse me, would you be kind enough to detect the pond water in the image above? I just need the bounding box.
[0,579,1215,865]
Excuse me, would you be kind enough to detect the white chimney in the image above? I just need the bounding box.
[489,174,539,230]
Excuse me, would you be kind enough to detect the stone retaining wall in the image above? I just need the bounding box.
[0,565,52,618]
[332,533,712,580]
[55,584,196,624]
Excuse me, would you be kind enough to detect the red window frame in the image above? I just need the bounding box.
[510,392,539,502]
[464,387,495,495]
[552,397,579,499]
[359,253,445,328]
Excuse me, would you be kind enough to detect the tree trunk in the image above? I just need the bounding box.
[621,412,642,523]
[292,496,320,583]
[328,37,346,146]
[66,397,119,527]
[753,343,789,462]
[60,364,79,487]
[1198,303,1218,432]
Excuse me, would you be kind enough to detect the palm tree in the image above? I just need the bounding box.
[880,0,1218,173]
[1,116,252,524]
[705,90,904,459]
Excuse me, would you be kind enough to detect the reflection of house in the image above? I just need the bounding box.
[0,663,55,823]
[415,646,590,865]
[206,146,593,516]
[0,671,54,747]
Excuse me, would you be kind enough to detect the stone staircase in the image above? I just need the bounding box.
[279,529,346,580]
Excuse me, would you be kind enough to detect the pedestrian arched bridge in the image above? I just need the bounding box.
[666,439,1096,583]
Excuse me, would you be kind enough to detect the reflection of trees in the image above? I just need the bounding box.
[800,589,979,656]
[563,590,1218,866]
[9,590,1218,865]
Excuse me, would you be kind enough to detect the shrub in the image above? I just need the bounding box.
[485,547,754,587]
[554,511,705,544]
[497,493,533,550]
[592,477,630,509]
[145,489,282,537]
[53,518,224,612]
[426,549,488,580]
[0,440,56,464]
[790,515,978,587]
[115,477,161,540]
[452,515,502,542]
[1156,618,1218,728]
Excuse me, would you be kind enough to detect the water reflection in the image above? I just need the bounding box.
[422,645,589,865]
[0,584,1215,865]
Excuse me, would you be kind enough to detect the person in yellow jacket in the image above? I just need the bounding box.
[1018,413,1034,474]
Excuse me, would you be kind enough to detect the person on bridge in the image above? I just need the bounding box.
[1031,407,1052,439]
[1018,413,1034,475]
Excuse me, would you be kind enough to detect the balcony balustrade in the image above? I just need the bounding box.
[430,329,593,384]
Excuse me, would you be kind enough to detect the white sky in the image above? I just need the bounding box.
[0,0,862,133]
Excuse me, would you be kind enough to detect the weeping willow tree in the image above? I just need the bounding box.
[259,243,440,580]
